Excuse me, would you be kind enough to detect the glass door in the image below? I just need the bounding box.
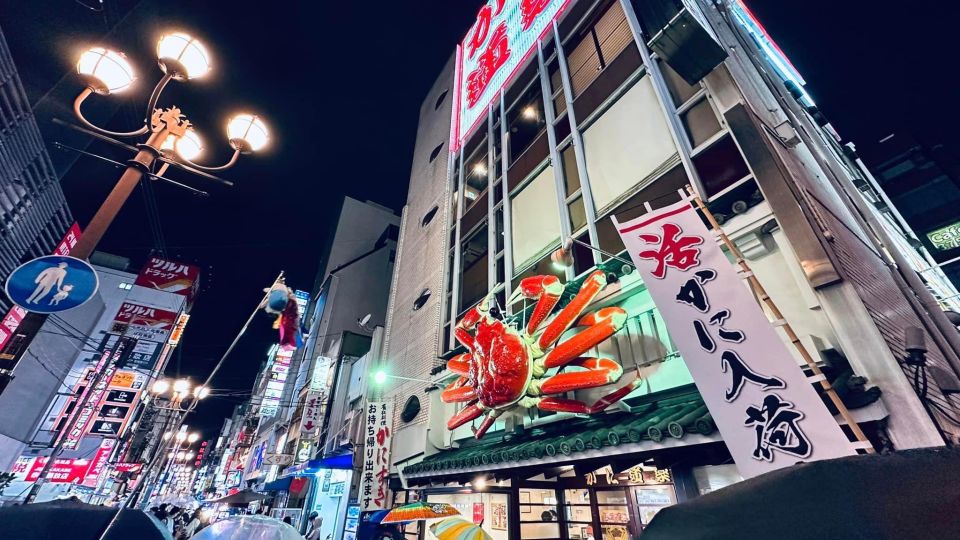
[562,489,595,540]
[632,485,676,533]
[595,488,632,540]
[520,488,562,540]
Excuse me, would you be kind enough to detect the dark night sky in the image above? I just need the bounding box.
[0,0,956,437]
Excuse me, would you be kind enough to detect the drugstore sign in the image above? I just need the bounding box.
[453,0,571,150]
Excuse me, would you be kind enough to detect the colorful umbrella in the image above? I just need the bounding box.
[430,518,493,540]
[381,502,460,523]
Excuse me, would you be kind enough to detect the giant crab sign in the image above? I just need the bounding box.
[442,270,637,439]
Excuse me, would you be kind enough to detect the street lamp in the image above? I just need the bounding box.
[371,369,433,386]
[67,31,268,259]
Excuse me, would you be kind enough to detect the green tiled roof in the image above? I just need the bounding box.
[403,393,714,476]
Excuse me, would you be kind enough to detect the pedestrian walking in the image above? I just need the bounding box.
[305,511,323,540]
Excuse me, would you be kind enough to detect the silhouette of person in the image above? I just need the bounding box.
[27,262,68,304]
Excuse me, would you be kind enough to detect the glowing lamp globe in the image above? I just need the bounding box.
[175,129,204,161]
[173,379,190,395]
[77,47,135,94]
[157,33,211,80]
[187,433,200,444]
[227,114,269,153]
[152,379,171,395]
[373,370,388,386]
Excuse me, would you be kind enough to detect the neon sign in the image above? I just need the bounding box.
[453,0,571,150]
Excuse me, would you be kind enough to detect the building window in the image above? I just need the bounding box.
[429,142,445,163]
[511,164,562,272]
[434,89,449,111]
[413,289,431,311]
[692,135,751,197]
[459,225,489,314]
[506,78,547,168]
[421,205,439,227]
[581,76,677,214]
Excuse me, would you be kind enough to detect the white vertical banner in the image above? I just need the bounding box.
[359,401,394,511]
[613,200,854,478]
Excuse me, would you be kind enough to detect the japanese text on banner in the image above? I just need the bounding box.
[613,200,854,478]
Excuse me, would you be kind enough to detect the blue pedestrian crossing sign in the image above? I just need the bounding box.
[4,255,99,314]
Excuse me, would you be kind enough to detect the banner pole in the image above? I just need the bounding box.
[685,186,874,453]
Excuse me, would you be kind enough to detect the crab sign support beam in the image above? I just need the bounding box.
[443,270,637,439]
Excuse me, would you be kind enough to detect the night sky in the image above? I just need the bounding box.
[0,0,954,437]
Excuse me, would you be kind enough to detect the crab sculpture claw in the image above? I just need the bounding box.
[444,270,637,439]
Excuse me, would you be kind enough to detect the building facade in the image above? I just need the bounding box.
[377,1,960,538]
[0,24,73,311]
[1,253,195,503]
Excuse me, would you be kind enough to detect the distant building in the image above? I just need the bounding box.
[0,25,73,312]
[0,253,191,503]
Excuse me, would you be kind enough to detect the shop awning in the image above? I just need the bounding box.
[402,361,883,485]
[263,476,292,492]
[402,392,720,485]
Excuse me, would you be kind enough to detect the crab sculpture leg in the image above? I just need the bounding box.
[514,271,636,415]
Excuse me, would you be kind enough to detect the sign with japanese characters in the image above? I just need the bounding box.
[111,302,179,343]
[614,200,854,478]
[82,438,116,487]
[260,346,293,418]
[453,0,571,149]
[360,401,394,511]
[134,256,201,305]
[299,390,323,436]
[98,333,162,371]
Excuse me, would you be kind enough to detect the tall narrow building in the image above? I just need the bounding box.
[0,25,73,311]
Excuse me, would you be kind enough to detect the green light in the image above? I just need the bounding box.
[373,370,388,386]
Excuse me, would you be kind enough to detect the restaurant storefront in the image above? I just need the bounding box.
[396,392,749,540]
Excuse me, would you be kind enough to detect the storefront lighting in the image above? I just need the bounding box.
[471,162,488,177]
[473,476,487,490]
[522,105,538,121]
[373,369,388,386]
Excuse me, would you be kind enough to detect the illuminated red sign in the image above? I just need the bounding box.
[453,0,572,150]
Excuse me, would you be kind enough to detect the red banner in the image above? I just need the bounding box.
[111,302,178,342]
[134,256,201,305]
[25,457,91,484]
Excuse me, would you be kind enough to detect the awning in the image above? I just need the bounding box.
[281,452,354,478]
[402,392,719,484]
[263,476,292,492]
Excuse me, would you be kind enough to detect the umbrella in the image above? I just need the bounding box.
[0,499,172,540]
[642,447,960,540]
[191,515,301,540]
[204,489,269,506]
[153,493,198,508]
[382,501,460,523]
[430,518,493,540]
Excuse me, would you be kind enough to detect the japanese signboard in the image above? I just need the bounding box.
[56,363,144,448]
[22,456,91,484]
[614,200,854,478]
[59,340,130,450]
[134,256,201,305]
[453,0,571,149]
[98,333,162,371]
[168,313,191,346]
[927,221,960,251]
[260,347,293,418]
[111,302,178,343]
[0,306,28,360]
[82,439,116,487]
[299,390,323,436]
[360,401,394,511]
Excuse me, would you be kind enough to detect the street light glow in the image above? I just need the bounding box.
[77,47,135,94]
[194,386,210,400]
[187,433,200,443]
[227,114,270,153]
[175,129,204,161]
[173,379,190,395]
[152,379,171,395]
[373,369,388,386]
[157,32,211,80]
